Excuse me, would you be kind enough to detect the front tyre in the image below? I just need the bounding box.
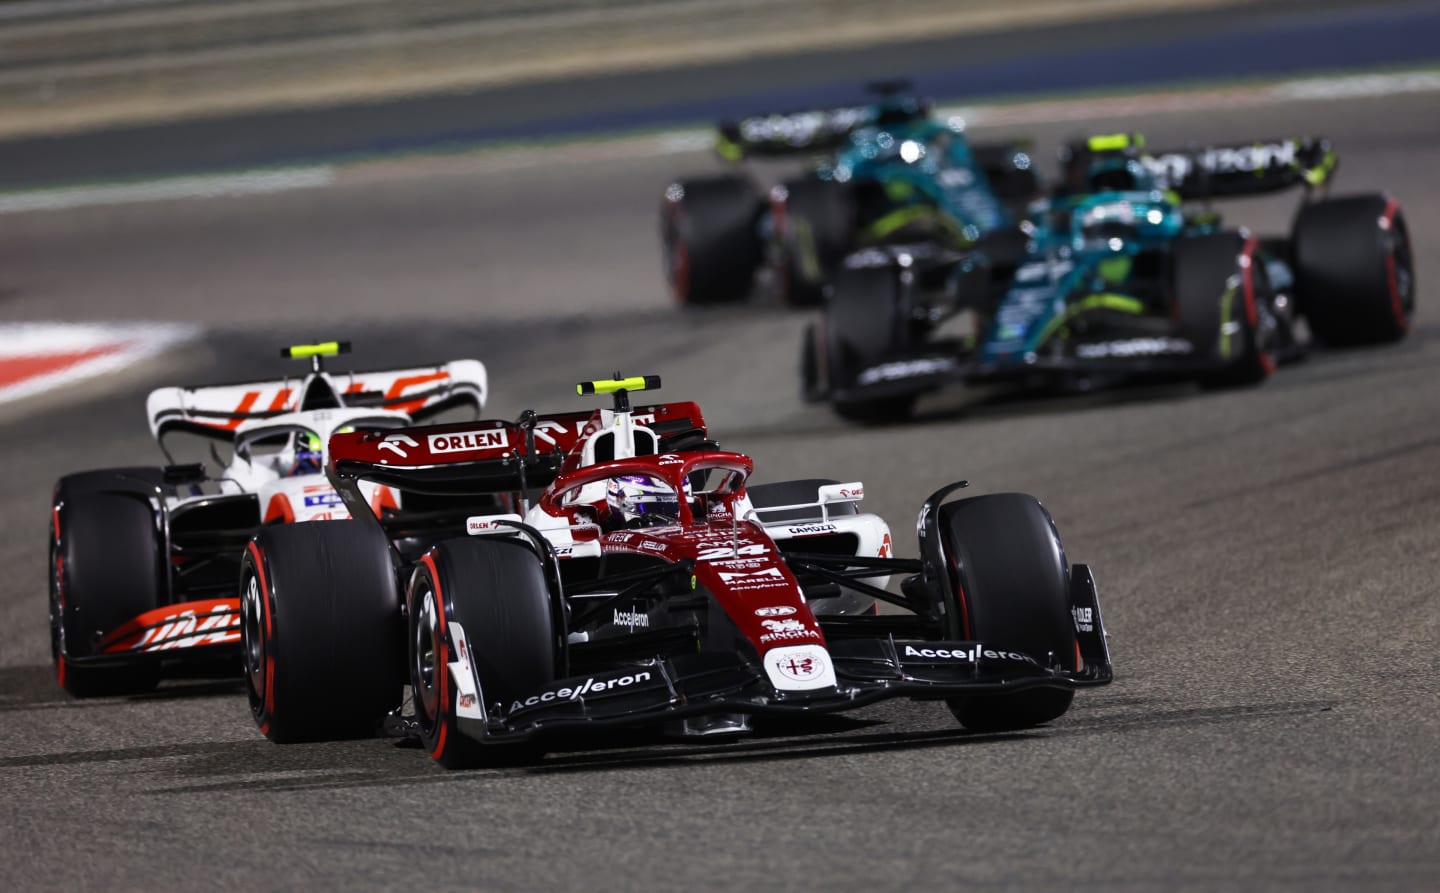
[826,266,916,423]
[772,179,855,307]
[409,538,556,769]
[241,520,402,743]
[1172,231,1278,388]
[937,493,1077,731]
[51,471,165,697]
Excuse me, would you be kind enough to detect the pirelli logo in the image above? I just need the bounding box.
[428,430,507,454]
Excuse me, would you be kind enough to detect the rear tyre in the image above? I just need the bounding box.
[660,175,763,305]
[1292,194,1414,345]
[970,142,1041,218]
[240,520,402,743]
[410,538,556,769]
[826,266,916,423]
[937,493,1076,732]
[1172,231,1277,388]
[773,179,855,307]
[800,321,825,402]
[51,470,166,697]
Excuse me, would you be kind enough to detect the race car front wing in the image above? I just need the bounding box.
[445,565,1111,744]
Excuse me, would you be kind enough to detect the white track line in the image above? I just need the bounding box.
[0,167,335,215]
[3,68,1438,214]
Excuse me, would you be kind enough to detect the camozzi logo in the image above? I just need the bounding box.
[428,430,507,453]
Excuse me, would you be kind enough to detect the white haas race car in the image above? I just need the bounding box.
[238,375,1112,766]
[48,341,487,697]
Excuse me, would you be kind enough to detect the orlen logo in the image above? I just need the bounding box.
[428,430,507,454]
[755,606,797,617]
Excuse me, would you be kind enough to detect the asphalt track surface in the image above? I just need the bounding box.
[2,91,1440,889]
[2,0,1438,187]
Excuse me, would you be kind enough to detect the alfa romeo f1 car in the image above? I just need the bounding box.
[241,376,1111,766]
[49,342,487,697]
[661,82,1038,306]
[804,133,1415,422]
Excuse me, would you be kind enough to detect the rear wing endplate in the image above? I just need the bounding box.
[751,481,866,524]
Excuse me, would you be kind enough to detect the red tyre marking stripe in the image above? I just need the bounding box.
[949,556,972,640]
[247,541,277,721]
[54,519,66,685]
[1241,237,1275,377]
[421,553,450,761]
[1382,198,1409,333]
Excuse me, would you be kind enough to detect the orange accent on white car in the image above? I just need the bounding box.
[264,494,296,524]
[98,597,241,653]
[385,371,450,414]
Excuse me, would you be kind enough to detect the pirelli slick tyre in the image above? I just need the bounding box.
[773,178,855,307]
[826,266,916,423]
[410,537,556,769]
[1292,194,1414,345]
[660,175,763,305]
[970,142,1041,218]
[937,493,1076,732]
[50,469,166,698]
[240,520,402,743]
[1172,231,1278,388]
[800,321,826,402]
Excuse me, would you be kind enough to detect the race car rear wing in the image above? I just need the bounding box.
[1140,137,1336,200]
[146,359,488,442]
[327,401,708,496]
[716,95,930,160]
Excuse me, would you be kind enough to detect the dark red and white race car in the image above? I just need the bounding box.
[241,376,1112,766]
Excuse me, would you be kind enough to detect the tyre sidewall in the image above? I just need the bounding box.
[51,473,165,696]
[1293,194,1413,345]
[243,520,401,742]
[409,538,557,768]
[937,493,1076,730]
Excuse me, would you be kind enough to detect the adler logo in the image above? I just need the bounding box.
[428,430,507,453]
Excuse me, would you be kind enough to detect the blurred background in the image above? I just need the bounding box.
[2,1,1439,890]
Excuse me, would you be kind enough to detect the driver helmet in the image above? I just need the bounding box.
[286,431,324,477]
[605,474,691,527]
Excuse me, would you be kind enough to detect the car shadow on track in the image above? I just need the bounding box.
[0,664,243,713]
[78,697,1337,796]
